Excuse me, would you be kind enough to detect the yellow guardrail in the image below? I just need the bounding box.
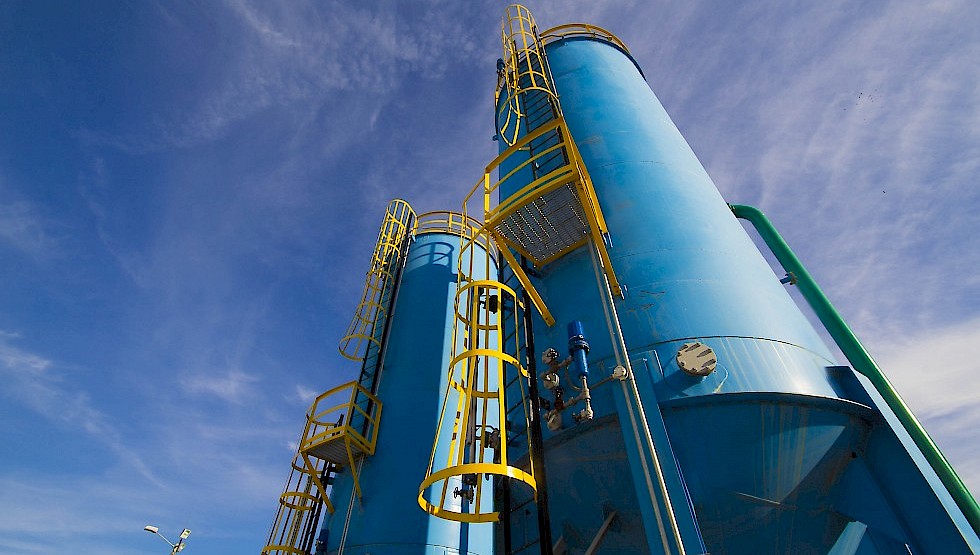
[299,381,382,502]
[413,211,496,259]
[264,380,384,553]
[463,116,622,327]
[539,23,631,53]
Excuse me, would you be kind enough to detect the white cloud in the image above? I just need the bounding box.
[875,318,980,495]
[81,0,487,155]
[0,175,60,259]
[181,367,261,403]
[292,383,318,405]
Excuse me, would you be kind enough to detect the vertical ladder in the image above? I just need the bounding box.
[338,199,415,362]
[491,6,564,554]
[496,4,560,147]
[417,219,538,524]
[349,218,413,437]
[338,199,415,439]
[264,200,413,555]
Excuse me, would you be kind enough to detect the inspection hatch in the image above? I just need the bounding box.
[677,342,717,377]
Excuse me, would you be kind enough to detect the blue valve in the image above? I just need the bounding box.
[567,321,590,378]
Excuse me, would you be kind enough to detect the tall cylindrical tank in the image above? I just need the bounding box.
[321,212,494,554]
[495,29,978,554]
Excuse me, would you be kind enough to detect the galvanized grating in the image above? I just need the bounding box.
[494,183,588,263]
[305,436,365,466]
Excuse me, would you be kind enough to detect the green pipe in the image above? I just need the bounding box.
[730,203,980,537]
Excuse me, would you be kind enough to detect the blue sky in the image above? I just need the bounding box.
[1,1,977,553]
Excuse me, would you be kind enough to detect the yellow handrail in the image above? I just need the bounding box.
[464,115,623,324]
[539,23,631,53]
[413,211,497,259]
[298,381,382,504]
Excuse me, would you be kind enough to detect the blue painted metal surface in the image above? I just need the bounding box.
[321,227,493,554]
[491,34,980,554]
[302,18,979,555]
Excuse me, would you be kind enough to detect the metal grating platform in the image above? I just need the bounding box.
[303,432,366,466]
[494,182,588,264]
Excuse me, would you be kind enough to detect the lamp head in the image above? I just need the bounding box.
[179,529,191,540]
[144,525,159,534]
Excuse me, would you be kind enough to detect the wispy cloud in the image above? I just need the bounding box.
[617,1,980,345]
[181,367,261,403]
[79,0,487,155]
[292,383,318,405]
[0,176,61,260]
[0,330,308,552]
[0,332,161,485]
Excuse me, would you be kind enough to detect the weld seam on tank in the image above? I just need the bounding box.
[618,334,837,367]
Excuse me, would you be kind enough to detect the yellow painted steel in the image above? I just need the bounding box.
[418,224,537,523]
[492,231,555,327]
[413,211,496,258]
[466,116,622,326]
[539,23,631,53]
[496,5,561,146]
[299,381,382,503]
[261,447,333,554]
[263,381,382,553]
[339,199,416,361]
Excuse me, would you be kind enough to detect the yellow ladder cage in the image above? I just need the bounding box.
[261,453,332,555]
[490,6,622,327]
[339,198,416,361]
[418,221,537,523]
[496,4,561,146]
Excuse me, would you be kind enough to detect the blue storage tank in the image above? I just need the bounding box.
[271,9,980,555]
[493,26,980,555]
[321,212,494,555]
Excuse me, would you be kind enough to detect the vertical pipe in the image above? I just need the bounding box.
[501,475,513,554]
[522,284,554,555]
[730,203,980,537]
[587,240,685,555]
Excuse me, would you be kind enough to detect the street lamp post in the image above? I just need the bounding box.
[144,525,192,554]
